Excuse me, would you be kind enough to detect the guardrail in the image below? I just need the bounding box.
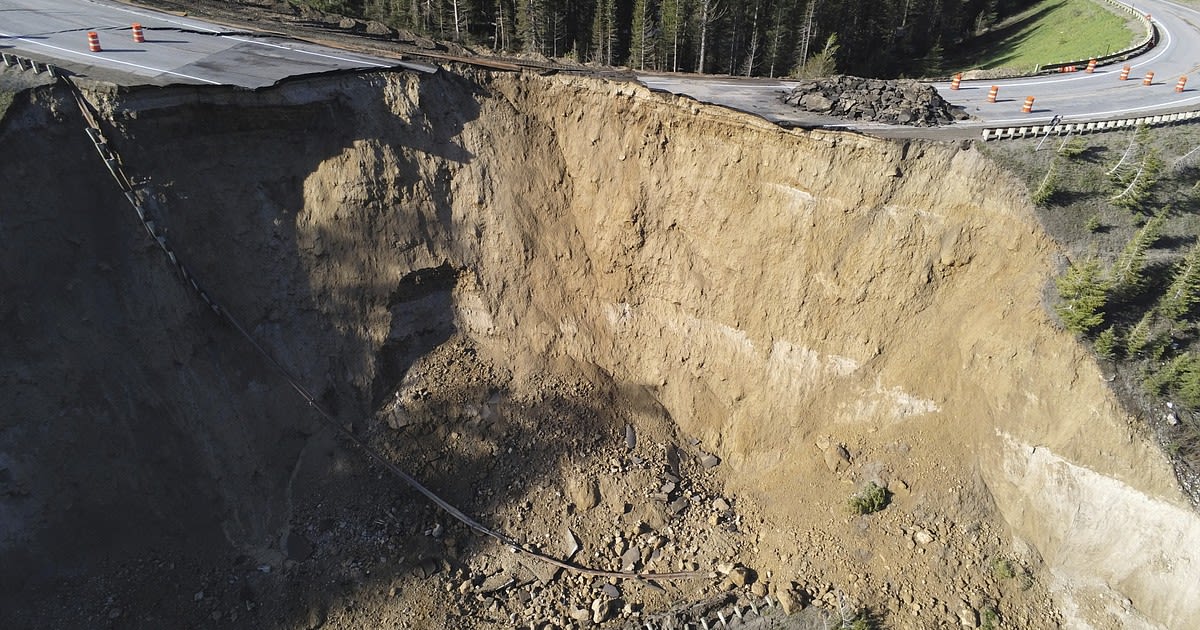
[1,52,62,77]
[981,109,1200,140]
[1036,0,1156,73]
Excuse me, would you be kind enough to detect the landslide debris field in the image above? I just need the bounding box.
[3,65,1200,630]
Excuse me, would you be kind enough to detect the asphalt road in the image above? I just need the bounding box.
[0,0,433,87]
[639,0,1200,135]
[4,0,1199,133]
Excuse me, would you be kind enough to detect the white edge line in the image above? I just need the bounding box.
[91,0,223,33]
[0,29,220,84]
[223,35,391,68]
[935,20,1175,90]
[93,0,390,68]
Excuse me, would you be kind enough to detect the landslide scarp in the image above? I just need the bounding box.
[1,68,1197,629]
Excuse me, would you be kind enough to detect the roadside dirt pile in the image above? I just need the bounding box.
[781,75,969,126]
[2,68,1197,629]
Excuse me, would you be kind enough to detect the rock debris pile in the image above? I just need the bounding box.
[781,75,969,126]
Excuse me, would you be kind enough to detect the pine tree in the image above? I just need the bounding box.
[516,0,544,53]
[659,0,689,71]
[1126,310,1155,357]
[1055,257,1110,335]
[629,0,658,70]
[1161,244,1200,322]
[695,0,725,73]
[1111,209,1165,292]
[763,0,794,78]
[591,0,616,64]
[1094,326,1120,359]
[1032,157,1058,205]
[741,0,761,76]
[794,32,837,78]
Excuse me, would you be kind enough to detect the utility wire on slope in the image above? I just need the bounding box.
[58,75,715,583]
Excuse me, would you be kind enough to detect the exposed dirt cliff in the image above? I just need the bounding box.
[2,67,1197,629]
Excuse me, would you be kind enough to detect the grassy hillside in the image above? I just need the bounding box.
[982,126,1200,500]
[950,0,1141,73]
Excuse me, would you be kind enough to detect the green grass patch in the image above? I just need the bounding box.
[949,0,1141,73]
[847,481,891,515]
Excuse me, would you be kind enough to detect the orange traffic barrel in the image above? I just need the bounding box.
[1022,96,1035,113]
[1144,71,1155,86]
[1177,76,1188,92]
[987,85,999,103]
[1087,58,1097,73]
[132,23,145,43]
[87,31,101,52]
[950,73,962,90]
[1119,65,1131,80]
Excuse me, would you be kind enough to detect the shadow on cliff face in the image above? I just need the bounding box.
[0,66,670,630]
[0,69,480,606]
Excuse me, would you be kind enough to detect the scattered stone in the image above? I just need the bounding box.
[700,453,721,469]
[958,606,979,628]
[713,497,730,512]
[414,556,441,578]
[569,607,591,622]
[823,445,851,474]
[668,497,688,515]
[567,478,600,511]
[666,444,682,474]
[601,583,621,599]
[625,424,637,450]
[564,528,581,560]
[660,480,676,494]
[751,581,768,597]
[480,572,514,593]
[621,547,641,572]
[592,597,613,623]
[777,589,800,615]
[194,591,205,602]
[285,530,314,561]
[107,608,121,620]
[520,554,563,585]
[887,479,910,497]
[305,605,327,630]
[458,579,473,594]
[914,529,935,545]
[729,565,756,587]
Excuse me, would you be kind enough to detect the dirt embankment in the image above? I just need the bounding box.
[2,68,1197,629]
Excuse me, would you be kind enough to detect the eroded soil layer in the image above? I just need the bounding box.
[2,68,1197,629]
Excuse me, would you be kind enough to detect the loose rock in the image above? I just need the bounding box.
[781,75,969,126]
[777,589,800,615]
[567,478,600,511]
[729,565,756,587]
[591,597,613,623]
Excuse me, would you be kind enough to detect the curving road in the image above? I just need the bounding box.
[0,0,433,87]
[3,0,1200,134]
[639,0,1200,137]
[939,0,1200,125]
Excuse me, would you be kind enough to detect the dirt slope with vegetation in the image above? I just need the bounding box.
[2,65,1198,629]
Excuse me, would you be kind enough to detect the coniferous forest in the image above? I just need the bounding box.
[300,0,1040,78]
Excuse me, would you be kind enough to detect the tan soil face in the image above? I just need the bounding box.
[1,68,1196,629]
